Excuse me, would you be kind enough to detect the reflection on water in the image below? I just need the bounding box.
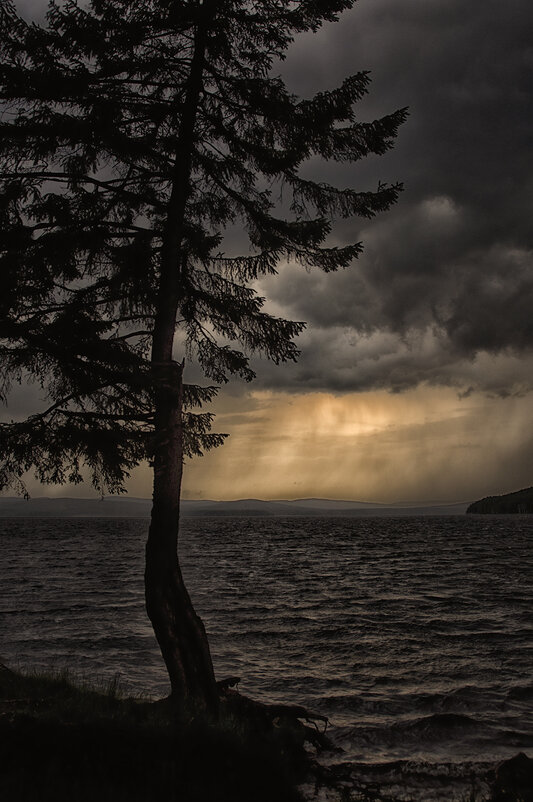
[1,515,533,799]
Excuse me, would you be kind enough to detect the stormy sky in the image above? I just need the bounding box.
[8,0,533,503]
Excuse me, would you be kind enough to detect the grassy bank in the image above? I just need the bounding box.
[0,665,308,802]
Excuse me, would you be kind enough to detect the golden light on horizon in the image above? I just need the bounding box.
[30,386,532,505]
[169,387,532,504]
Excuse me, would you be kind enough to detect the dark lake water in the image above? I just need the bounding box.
[1,515,533,800]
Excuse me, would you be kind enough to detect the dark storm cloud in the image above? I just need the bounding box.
[10,0,533,397]
[257,0,533,393]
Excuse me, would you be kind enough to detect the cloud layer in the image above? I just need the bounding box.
[251,0,533,395]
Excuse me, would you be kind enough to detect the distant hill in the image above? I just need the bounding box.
[467,487,533,514]
[0,496,470,518]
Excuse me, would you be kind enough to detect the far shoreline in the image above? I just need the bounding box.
[0,495,470,518]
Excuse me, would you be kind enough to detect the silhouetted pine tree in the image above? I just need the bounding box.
[0,0,406,714]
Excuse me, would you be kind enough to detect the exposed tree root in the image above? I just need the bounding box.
[218,678,332,751]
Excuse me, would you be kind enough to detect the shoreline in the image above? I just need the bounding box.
[2,665,532,801]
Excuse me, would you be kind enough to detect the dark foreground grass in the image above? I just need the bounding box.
[0,666,307,802]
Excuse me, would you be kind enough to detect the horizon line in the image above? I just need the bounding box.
[0,494,472,507]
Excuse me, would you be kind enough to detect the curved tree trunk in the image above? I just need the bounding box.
[145,362,218,716]
[145,1,219,717]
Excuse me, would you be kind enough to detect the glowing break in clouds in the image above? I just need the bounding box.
[118,387,533,504]
[20,384,532,503]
